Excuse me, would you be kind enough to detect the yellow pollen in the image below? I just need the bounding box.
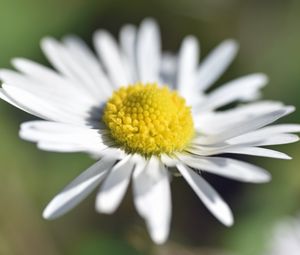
[103,82,194,156]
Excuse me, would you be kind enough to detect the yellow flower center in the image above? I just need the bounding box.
[103,83,194,156]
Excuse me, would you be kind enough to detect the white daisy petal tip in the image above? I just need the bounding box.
[120,23,136,33]
[253,170,272,183]
[95,196,115,214]
[222,38,239,54]
[42,206,53,220]
[292,135,300,143]
[41,159,116,220]
[140,17,159,29]
[257,72,269,85]
[244,167,272,183]
[95,157,134,214]
[92,30,112,55]
[0,70,12,81]
[209,195,234,227]
[92,29,106,40]
[246,73,269,89]
[149,224,169,245]
[11,57,26,69]
[18,129,27,141]
[43,203,60,220]
[184,35,199,45]
[270,150,292,160]
[221,208,234,227]
[41,195,78,220]
[40,36,58,50]
[292,134,300,142]
[286,105,296,114]
[61,34,81,44]
[133,159,171,245]
[251,170,272,183]
[176,164,234,227]
[42,193,74,220]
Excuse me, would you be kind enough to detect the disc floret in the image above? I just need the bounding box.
[103,83,194,156]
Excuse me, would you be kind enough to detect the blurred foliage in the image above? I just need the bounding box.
[0,0,300,254]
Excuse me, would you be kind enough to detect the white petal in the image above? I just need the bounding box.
[177,36,199,104]
[194,101,286,133]
[0,88,31,112]
[0,68,96,108]
[195,135,297,149]
[41,37,76,78]
[228,124,300,145]
[197,39,238,92]
[43,156,117,220]
[133,157,171,244]
[2,84,85,124]
[256,134,300,146]
[93,30,128,87]
[225,133,299,147]
[41,37,103,98]
[196,74,268,111]
[176,163,233,226]
[20,121,108,153]
[63,36,113,98]
[1,77,55,120]
[257,124,300,134]
[177,154,271,183]
[12,58,72,87]
[37,142,86,152]
[220,147,291,159]
[160,53,177,88]
[191,133,299,152]
[160,154,178,167]
[95,156,134,214]
[137,18,161,83]
[119,24,138,83]
[188,144,292,159]
[20,121,101,142]
[195,107,294,145]
[21,120,95,133]
[0,69,96,122]
[91,147,127,160]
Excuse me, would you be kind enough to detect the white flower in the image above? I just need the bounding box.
[264,215,300,255]
[0,18,299,244]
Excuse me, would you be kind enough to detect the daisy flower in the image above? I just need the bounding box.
[0,18,299,244]
[264,215,300,255]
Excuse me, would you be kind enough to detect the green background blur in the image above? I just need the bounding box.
[0,0,300,254]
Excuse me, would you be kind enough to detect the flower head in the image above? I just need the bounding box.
[0,18,299,244]
[265,215,300,255]
[103,82,194,156]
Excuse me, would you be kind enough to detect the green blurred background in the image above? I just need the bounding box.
[0,0,300,254]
